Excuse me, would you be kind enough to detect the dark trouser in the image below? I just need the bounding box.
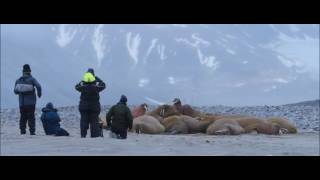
[79,108,101,138]
[19,105,36,134]
[111,126,127,139]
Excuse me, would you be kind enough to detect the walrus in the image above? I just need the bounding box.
[172,98,203,118]
[131,115,165,134]
[132,103,148,118]
[146,104,181,122]
[267,117,298,134]
[206,117,281,135]
[198,114,247,124]
[162,115,211,134]
[98,116,108,129]
[206,118,245,135]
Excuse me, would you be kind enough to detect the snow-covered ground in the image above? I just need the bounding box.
[1,104,319,156]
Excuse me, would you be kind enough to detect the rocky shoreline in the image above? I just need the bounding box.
[1,104,319,132]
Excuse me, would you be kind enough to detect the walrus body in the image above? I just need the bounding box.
[163,115,211,134]
[267,117,297,134]
[206,117,281,135]
[132,115,165,134]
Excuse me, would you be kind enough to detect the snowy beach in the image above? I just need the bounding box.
[1,103,319,156]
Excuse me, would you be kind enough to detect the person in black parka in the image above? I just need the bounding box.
[75,68,106,138]
[40,102,69,136]
[106,95,133,139]
[14,64,42,135]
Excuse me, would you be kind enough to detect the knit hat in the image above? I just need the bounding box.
[46,102,54,109]
[87,68,95,76]
[23,64,31,73]
[120,95,127,103]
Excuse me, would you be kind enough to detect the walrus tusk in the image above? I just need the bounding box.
[279,128,289,135]
[143,105,148,112]
[160,109,164,117]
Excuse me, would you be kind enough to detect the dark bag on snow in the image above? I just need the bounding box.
[55,128,70,136]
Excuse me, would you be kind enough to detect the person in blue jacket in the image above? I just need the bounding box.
[14,64,42,135]
[40,102,69,136]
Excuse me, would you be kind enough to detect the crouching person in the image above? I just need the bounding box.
[40,102,69,136]
[106,95,133,139]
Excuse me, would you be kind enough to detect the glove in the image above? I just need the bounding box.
[38,93,41,98]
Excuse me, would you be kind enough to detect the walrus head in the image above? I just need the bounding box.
[141,103,148,112]
[159,104,181,118]
[271,123,281,135]
[173,98,181,105]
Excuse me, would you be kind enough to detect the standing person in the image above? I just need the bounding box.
[106,95,133,139]
[14,64,42,135]
[75,68,106,138]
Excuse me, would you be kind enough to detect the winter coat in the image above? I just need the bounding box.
[14,74,42,107]
[40,105,62,135]
[106,102,133,131]
[75,76,106,110]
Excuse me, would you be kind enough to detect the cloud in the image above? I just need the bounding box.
[138,78,150,87]
[56,24,77,47]
[126,32,142,65]
[92,24,107,67]
[168,77,176,85]
[263,85,277,92]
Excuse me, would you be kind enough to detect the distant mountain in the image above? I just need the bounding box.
[284,99,320,107]
[1,24,319,108]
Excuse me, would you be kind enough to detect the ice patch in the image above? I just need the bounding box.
[144,38,158,61]
[138,78,150,87]
[289,24,300,33]
[242,61,249,64]
[172,24,188,28]
[56,24,77,47]
[263,85,277,92]
[265,32,319,80]
[168,77,176,85]
[126,32,142,65]
[226,49,236,55]
[175,33,210,48]
[273,78,289,84]
[157,44,167,61]
[197,49,219,70]
[92,24,107,67]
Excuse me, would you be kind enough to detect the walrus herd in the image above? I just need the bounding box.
[100,99,298,136]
